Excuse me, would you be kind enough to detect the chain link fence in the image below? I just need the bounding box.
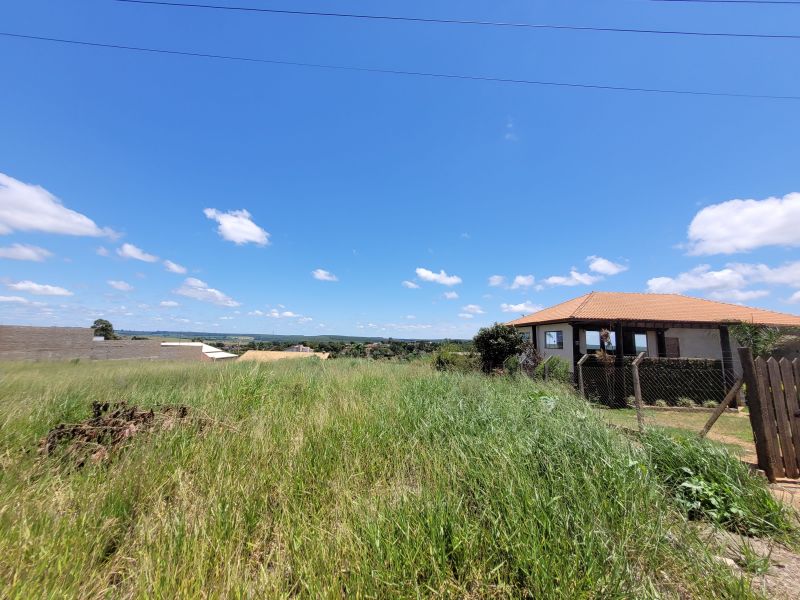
[577,355,739,409]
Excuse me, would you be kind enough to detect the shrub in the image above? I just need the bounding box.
[702,400,718,409]
[535,356,572,383]
[432,345,478,373]
[654,399,668,408]
[641,429,795,538]
[625,395,637,408]
[676,397,696,408]
[473,323,523,374]
[518,341,543,377]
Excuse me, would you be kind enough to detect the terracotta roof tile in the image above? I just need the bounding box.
[506,292,800,327]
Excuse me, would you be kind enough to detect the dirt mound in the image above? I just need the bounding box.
[39,401,193,468]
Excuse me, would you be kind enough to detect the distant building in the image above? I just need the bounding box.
[286,344,313,353]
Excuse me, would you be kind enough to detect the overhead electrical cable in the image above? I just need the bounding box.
[1,31,798,101]
[113,0,800,41]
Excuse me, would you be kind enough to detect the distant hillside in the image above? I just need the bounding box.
[117,330,467,343]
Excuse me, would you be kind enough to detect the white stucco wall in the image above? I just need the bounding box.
[664,327,742,374]
[536,323,574,371]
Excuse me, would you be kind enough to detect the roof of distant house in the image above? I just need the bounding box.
[506,292,800,327]
[160,342,238,360]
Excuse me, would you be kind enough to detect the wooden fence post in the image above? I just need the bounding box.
[577,354,589,398]
[699,377,743,439]
[738,347,779,482]
[631,352,646,433]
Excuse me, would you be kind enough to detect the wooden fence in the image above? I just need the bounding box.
[738,347,800,482]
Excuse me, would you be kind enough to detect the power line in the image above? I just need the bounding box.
[113,0,800,40]
[1,31,798,101]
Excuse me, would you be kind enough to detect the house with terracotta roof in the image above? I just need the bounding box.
[507,292,800,376]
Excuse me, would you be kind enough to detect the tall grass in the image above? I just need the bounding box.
[0,359,760,597]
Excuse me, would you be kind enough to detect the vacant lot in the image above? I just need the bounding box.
[0,359,788,597]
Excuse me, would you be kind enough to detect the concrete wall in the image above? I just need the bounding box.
[536,323,574,371]
[0,326,93,361]
[0,325,207,362]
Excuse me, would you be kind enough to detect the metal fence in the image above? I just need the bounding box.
[577,355,740,409]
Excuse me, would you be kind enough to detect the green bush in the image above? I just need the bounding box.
[702,400,718,409]
[654,399,668,408]
[676,397,696,408]
[432,346,478,373]
[473,323,523,373]
[641,429,795,538]
[535,356,572,383]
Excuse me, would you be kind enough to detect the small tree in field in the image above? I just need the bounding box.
[474,323,523,373]
[92,319,118,340]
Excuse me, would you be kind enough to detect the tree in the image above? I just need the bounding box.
[473,323,523,373]
[92,319,117,340]
[729,322,782,358]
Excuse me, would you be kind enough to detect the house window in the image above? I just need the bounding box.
[520,331,531,342]
[585,330,615,352]
[545,331,563,349]
[634,333,648,353]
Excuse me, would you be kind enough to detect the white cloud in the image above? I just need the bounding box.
[728,261,800,287]
[96,246,109,257]
[488,275,506,287]
[462,304,485,314]
[443,291,459,300]
[174,277,240,307]
[646,265,745,294]
[160,300,179,307]
[543,270,601,287]
[312,269,338,282]
[789,291,800,304]
[587,255,628,276]
[416,267,462,286]
[0,172,114,237]
[708,289,770,302]
[163,259,187,274]
[511,275,535,289]
[220,316,234,320]
[501,301,542,313]
[7,280,73,296]
[405,315,416,320]
[0,295,30,303]
[504,117,518,142]
[204,208,269,246]
[107,280,133,292]
[298,317,313,323]
[249,308,302,318]
[687,192,800,255]
[117,243,158,263]
[646,261,800,298]
[458,313,474,319]
[402,280,420,289]
[0,243,52,262]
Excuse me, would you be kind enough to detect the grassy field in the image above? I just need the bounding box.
[599,408,755,454]
[0,359,789,598]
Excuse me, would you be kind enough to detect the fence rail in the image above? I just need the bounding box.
[739,347,800,482]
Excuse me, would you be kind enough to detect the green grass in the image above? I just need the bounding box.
[0,359,779,598]
[600,408,756,449]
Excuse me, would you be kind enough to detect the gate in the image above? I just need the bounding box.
[738,347,800,482]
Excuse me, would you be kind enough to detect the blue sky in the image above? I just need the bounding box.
[1,0,799,338]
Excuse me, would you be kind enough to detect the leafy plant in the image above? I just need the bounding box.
[676,397,697,408]
[473,323,523,374]
[91,318,118,340]
[654,399,668,408]
[729,322,783,358]
[431,345,477,373]
[640,429,795,538]
[702,400,718,409]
